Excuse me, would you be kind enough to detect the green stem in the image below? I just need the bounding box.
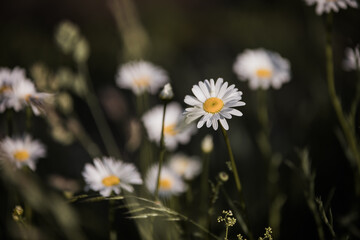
[225,226,229,240]
[67,116,103,158]
[154,102,167,199]
[220,126,243,199]
[325,14,360,179]
[78,63,121,158]
[256,90,284,238]
[306,197,325,240]
[109,199,117,240]
[256,90,272,159]
[220,126,253,240]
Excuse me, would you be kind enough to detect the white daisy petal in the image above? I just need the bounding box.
[305,0,357,15]
[219,118,229,130]
[184,95,202,106]
[192,85,207,102]
[343,46,360,71]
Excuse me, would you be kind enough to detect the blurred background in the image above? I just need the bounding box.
[0,0,360,239]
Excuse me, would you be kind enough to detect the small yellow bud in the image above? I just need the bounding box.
[219,171,229,182]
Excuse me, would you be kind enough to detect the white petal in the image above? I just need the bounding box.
[184,95,202,106]
[219,118,229,130]
[229,109,243,116]
[192,85,206,102]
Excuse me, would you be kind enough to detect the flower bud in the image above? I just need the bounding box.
[201,134,213,153]
[159,83,174,101]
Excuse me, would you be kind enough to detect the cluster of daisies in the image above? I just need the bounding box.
[81,154,202,197]
[0,67,49,172]
[80,48,292,198]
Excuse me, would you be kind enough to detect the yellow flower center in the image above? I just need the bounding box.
[102,175,120,187]
[13,150,30,162]
[164,124,177,136]
[0,86,11,94]
[133,76,150,87]
[159,178,172,190]
[25,94,32,102]
[203,97,224,113]
[256,68,272,78]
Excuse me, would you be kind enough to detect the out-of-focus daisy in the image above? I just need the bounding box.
[82,157,143,197]
[167,153,202,180]
[8,77,52,115]
[343,46,360,71]
[0,67,51,115]
[142,102,196,150]
[116,60,169,95]
[145,164,186,198]
[305,0,358,15]
[0,67,27,112]
[0,135,46,171]
[184,78,245,131]
[233,49,291,90]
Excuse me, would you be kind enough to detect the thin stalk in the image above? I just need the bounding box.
[109,199,117,240]
[325,14,360,178]
[78,63,121,158]
[349,60,360,127]
[256,90,284,238]
[220,126,253,240]
[220,126,243,201]
[154,102,167,199]
[256,90,272,159]
[225,225,229,240]
[306,196,325,240]
[67,116,103,158]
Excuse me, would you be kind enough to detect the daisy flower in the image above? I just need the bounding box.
[0,135,46,171]
[115,60,169,95]
[82,157,143,197]
[167,153,202,180]
[0,67,27,112]
[8,77,52,115]
[305,0,358,15]
[343,46,360,71]
[145,164,186,198]
[142,102,196,150]
[184,78,245,131]
[233,49,291,90]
